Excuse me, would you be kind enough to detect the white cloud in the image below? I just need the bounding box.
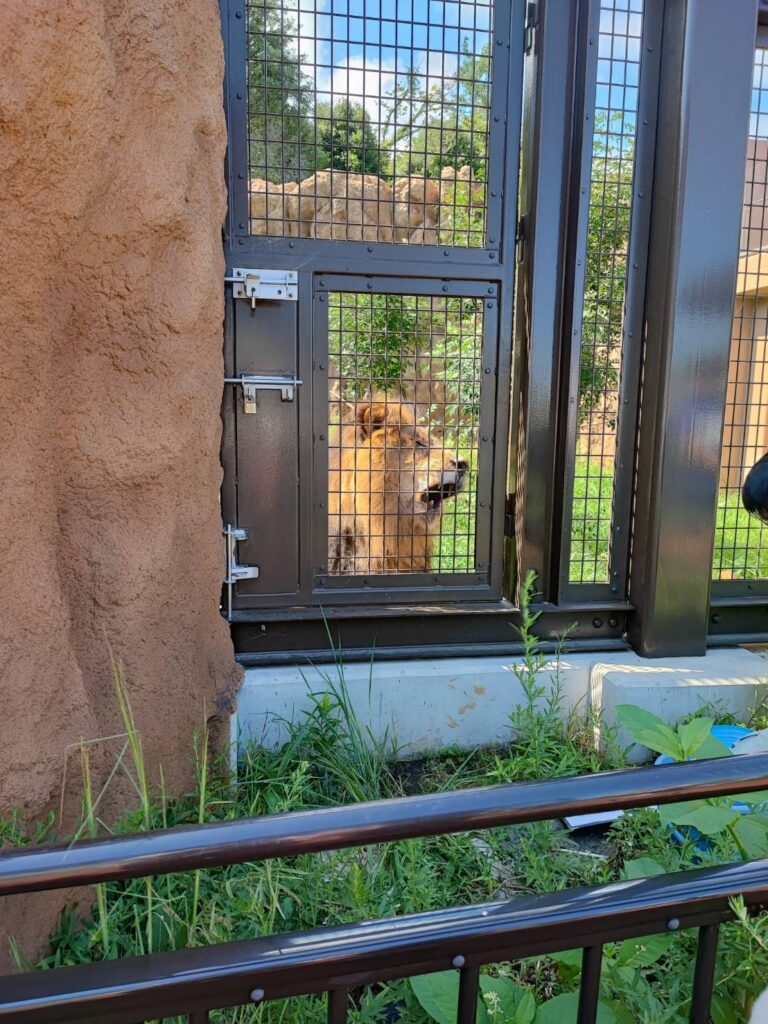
[290,0,470,137]
[295,0,331,77]
[330,56,397,126]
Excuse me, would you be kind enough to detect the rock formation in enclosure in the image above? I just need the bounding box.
[0,0,240,968]
[249,165,485,242]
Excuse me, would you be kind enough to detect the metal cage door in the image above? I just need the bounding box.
[220,0,523,623]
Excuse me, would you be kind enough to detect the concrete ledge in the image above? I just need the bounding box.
[234,649,768,761]
[591,648,768,760]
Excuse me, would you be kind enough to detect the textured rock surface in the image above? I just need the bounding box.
[0,0,240,967]
[250,166,483,243]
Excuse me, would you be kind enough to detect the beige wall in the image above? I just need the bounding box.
[720,136,768,490]
[721,296,768,490]
[0,0,241,967]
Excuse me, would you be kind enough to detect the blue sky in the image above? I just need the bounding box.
[294,0,491,130]
[751,49,768,139]
[289,0,649,149]
[285,0,762,148]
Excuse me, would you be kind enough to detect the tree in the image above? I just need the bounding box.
[316,100,382,176]
[247,0,316,182]
[383,45,491,180]
[578,110,635,425]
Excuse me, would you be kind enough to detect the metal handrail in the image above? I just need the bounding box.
[1,754,767,896]
[2,858,767,1022]
[2,754,768,1023]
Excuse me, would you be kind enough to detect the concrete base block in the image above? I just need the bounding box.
[234,649,768,762]
[235,655,593,757]
[591,648,768,761]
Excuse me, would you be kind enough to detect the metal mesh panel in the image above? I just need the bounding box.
[246,0,492,246]
[713,44,768,582]
[568,0,643,584]
[327,292,482,574]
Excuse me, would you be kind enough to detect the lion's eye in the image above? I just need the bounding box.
[415,438,428,448]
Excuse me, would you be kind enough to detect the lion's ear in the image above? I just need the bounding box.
[356,401,391,437]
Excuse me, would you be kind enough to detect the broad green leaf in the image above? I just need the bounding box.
[516,991,536,1024]
[711,991,740,1024]
[411,972,489,1024]
[621,856,667,880]
[677,718,714,757]
[733,815,768,858]
[694,734,733,760]
[549,948,582,968]
[659,800,739,834]
[658,799,706,824]
[615,933,674,967]
[616,705,668,735]
[549,948,581,984]
[602,999,636,1024]
[535,994,578,1024]
[612,965,641,990]
[537,992,615,1024]
[549,948,581,966]
[615,706,681,759]
[479,976,528,1020]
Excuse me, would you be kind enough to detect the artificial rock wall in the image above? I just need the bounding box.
[0,0,240,965]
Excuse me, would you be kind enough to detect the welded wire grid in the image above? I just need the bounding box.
[326,292,481,575]
[568,0,643,584]
[713,45,768,581]
[245,0,492,245]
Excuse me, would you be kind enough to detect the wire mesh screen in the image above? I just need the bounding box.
[713,44,768,582]
[246,0,492,246]
[567,0,643,584]
[326,292,482,575]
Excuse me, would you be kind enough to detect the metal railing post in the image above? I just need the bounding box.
[628,0,757,656]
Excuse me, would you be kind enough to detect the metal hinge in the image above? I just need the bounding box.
[516,216,526,264]
[224,374,303,412]
[224,268,298,307]
[223,524,259,619]
[525,1,537,53]
[505,492,517,537]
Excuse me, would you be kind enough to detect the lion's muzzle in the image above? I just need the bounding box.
[420,459,468,512]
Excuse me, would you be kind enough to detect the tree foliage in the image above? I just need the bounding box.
[244,11,635,429]
[579,111,635,424]
[316,100,382,176]
[247,0,316,182]
[382,45,491,179]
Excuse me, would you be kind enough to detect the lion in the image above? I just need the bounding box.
[328,396,468,575]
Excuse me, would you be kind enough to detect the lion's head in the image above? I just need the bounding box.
[328,394,468,575]
[354,398,467,517]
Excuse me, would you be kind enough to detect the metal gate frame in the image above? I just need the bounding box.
[220,0,528,657]
[709,12,768,646]
[311,276,501,604]
[514,0,757,660]
[221,0,762,662]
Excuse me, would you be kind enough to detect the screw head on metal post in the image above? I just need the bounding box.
[250,987,265,1002]
[452,955,466,968]
[667,919,680,931]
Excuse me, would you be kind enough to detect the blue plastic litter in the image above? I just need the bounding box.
[655,724,757,851]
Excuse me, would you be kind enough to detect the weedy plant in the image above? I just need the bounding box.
[615,704,768,862]
[2,577,767,1022]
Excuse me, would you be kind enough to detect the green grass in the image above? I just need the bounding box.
[433,447,478,572]
[4,595,768,1022]
[22,675,634,1023]
[569,458,615,583]
[569,457,768,583]
[433,488,475,571]
[713,498,768,579]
